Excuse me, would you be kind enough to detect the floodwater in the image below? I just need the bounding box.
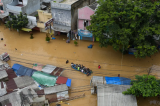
[0,23,160,106]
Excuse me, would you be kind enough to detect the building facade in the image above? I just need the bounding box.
[0,0,12,19]
[51,0,95,39]
[6,0,40,15]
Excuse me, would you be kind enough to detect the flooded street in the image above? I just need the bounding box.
[0,23,160,106]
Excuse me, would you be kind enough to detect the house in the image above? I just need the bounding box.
[90,76,131,94]
[36,84,69,103]
[97,84,137,106]
[78,2,98,30]
[77,2,98,41]
[33,63,64,76]
[0,88,49,106]
[90,76,137,106]
[6,0,40,15]
[5,0,40,29]
[37,10,53,32]
[0,0,12,19]
[51,0,95,40]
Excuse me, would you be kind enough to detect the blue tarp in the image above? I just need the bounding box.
[66,79,72,87]
[105,76,131,85]
[17,65,37,77]
[12,64,22,74]
[78,29,93,40]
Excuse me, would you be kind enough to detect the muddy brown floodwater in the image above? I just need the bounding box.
[1,23,160,106]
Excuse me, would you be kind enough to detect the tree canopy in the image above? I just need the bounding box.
[6,12,28,30]
[87,0,160,58]
[122,75,160,97]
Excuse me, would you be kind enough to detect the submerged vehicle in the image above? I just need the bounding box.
[71,63,93,76]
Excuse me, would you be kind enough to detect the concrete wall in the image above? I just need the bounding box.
[78,6,94,20]
[8,0,18,6]
[38,10,52,23]
[78,19,84,29]
[51,2,71,32]
[71,0,95,30]
[78,6,94,29]
[7,5,22,12]
[37,10,52,28]
[22,0,40,15]
[27,16,37,27]
[52,8,71,27]
[2,0,12,11]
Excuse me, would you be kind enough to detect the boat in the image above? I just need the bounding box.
[71,63,93,76]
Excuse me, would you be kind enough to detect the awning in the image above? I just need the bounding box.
[21,28,32,32]
[53,24,71,33]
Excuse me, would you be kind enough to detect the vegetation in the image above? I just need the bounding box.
[5,12,28,32]
[30,32,34,39]
[74,40,78,46]
[87,0,160,58]
[123,75,160,97]
[46,33,50,42]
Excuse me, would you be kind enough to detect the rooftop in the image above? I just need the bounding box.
[89,2,98,10]
[97,84,137,106]
[59,0,78,5]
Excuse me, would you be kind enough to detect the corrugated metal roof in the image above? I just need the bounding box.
[36,89,45,96]
[0,92,21,106]
[44,84,68,94]
[57,91,69,101]
[42,65,57,74]
[97,84,137,106]
[91,76,104,86]
[14,76,35,88]
[0,70,8,79]
[45,93,58,103]
[21,88,38,103]
[6,79,18,93]
[56,76,68,84]
[6,69,17,80]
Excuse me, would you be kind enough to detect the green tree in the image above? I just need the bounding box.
[122,75,160,97]
[87,0,160,58]
[6,12,28,31]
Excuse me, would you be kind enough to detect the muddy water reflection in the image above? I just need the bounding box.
[137,97,160,106]
[0,24,160,106]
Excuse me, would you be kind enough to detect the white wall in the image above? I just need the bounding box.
[27,16,37,26]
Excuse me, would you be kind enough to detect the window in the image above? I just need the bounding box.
[84,20,89,27]
[0,6,3,10]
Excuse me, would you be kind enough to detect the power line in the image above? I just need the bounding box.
[10,56,147,74]
[0,48,149,69]
[10,58,148,80]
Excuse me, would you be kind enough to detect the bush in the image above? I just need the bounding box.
[74,41,78,45]
[46,34,50,42]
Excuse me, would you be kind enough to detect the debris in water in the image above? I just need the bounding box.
[4,44,6,46]
[66,60,69,64]
[21,54,23,56]
[1,38,3,40]
[88,44,93,48]
[15,48,17,50]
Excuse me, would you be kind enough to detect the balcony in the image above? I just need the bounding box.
[0,11,9,18]
[6,4,22,14]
